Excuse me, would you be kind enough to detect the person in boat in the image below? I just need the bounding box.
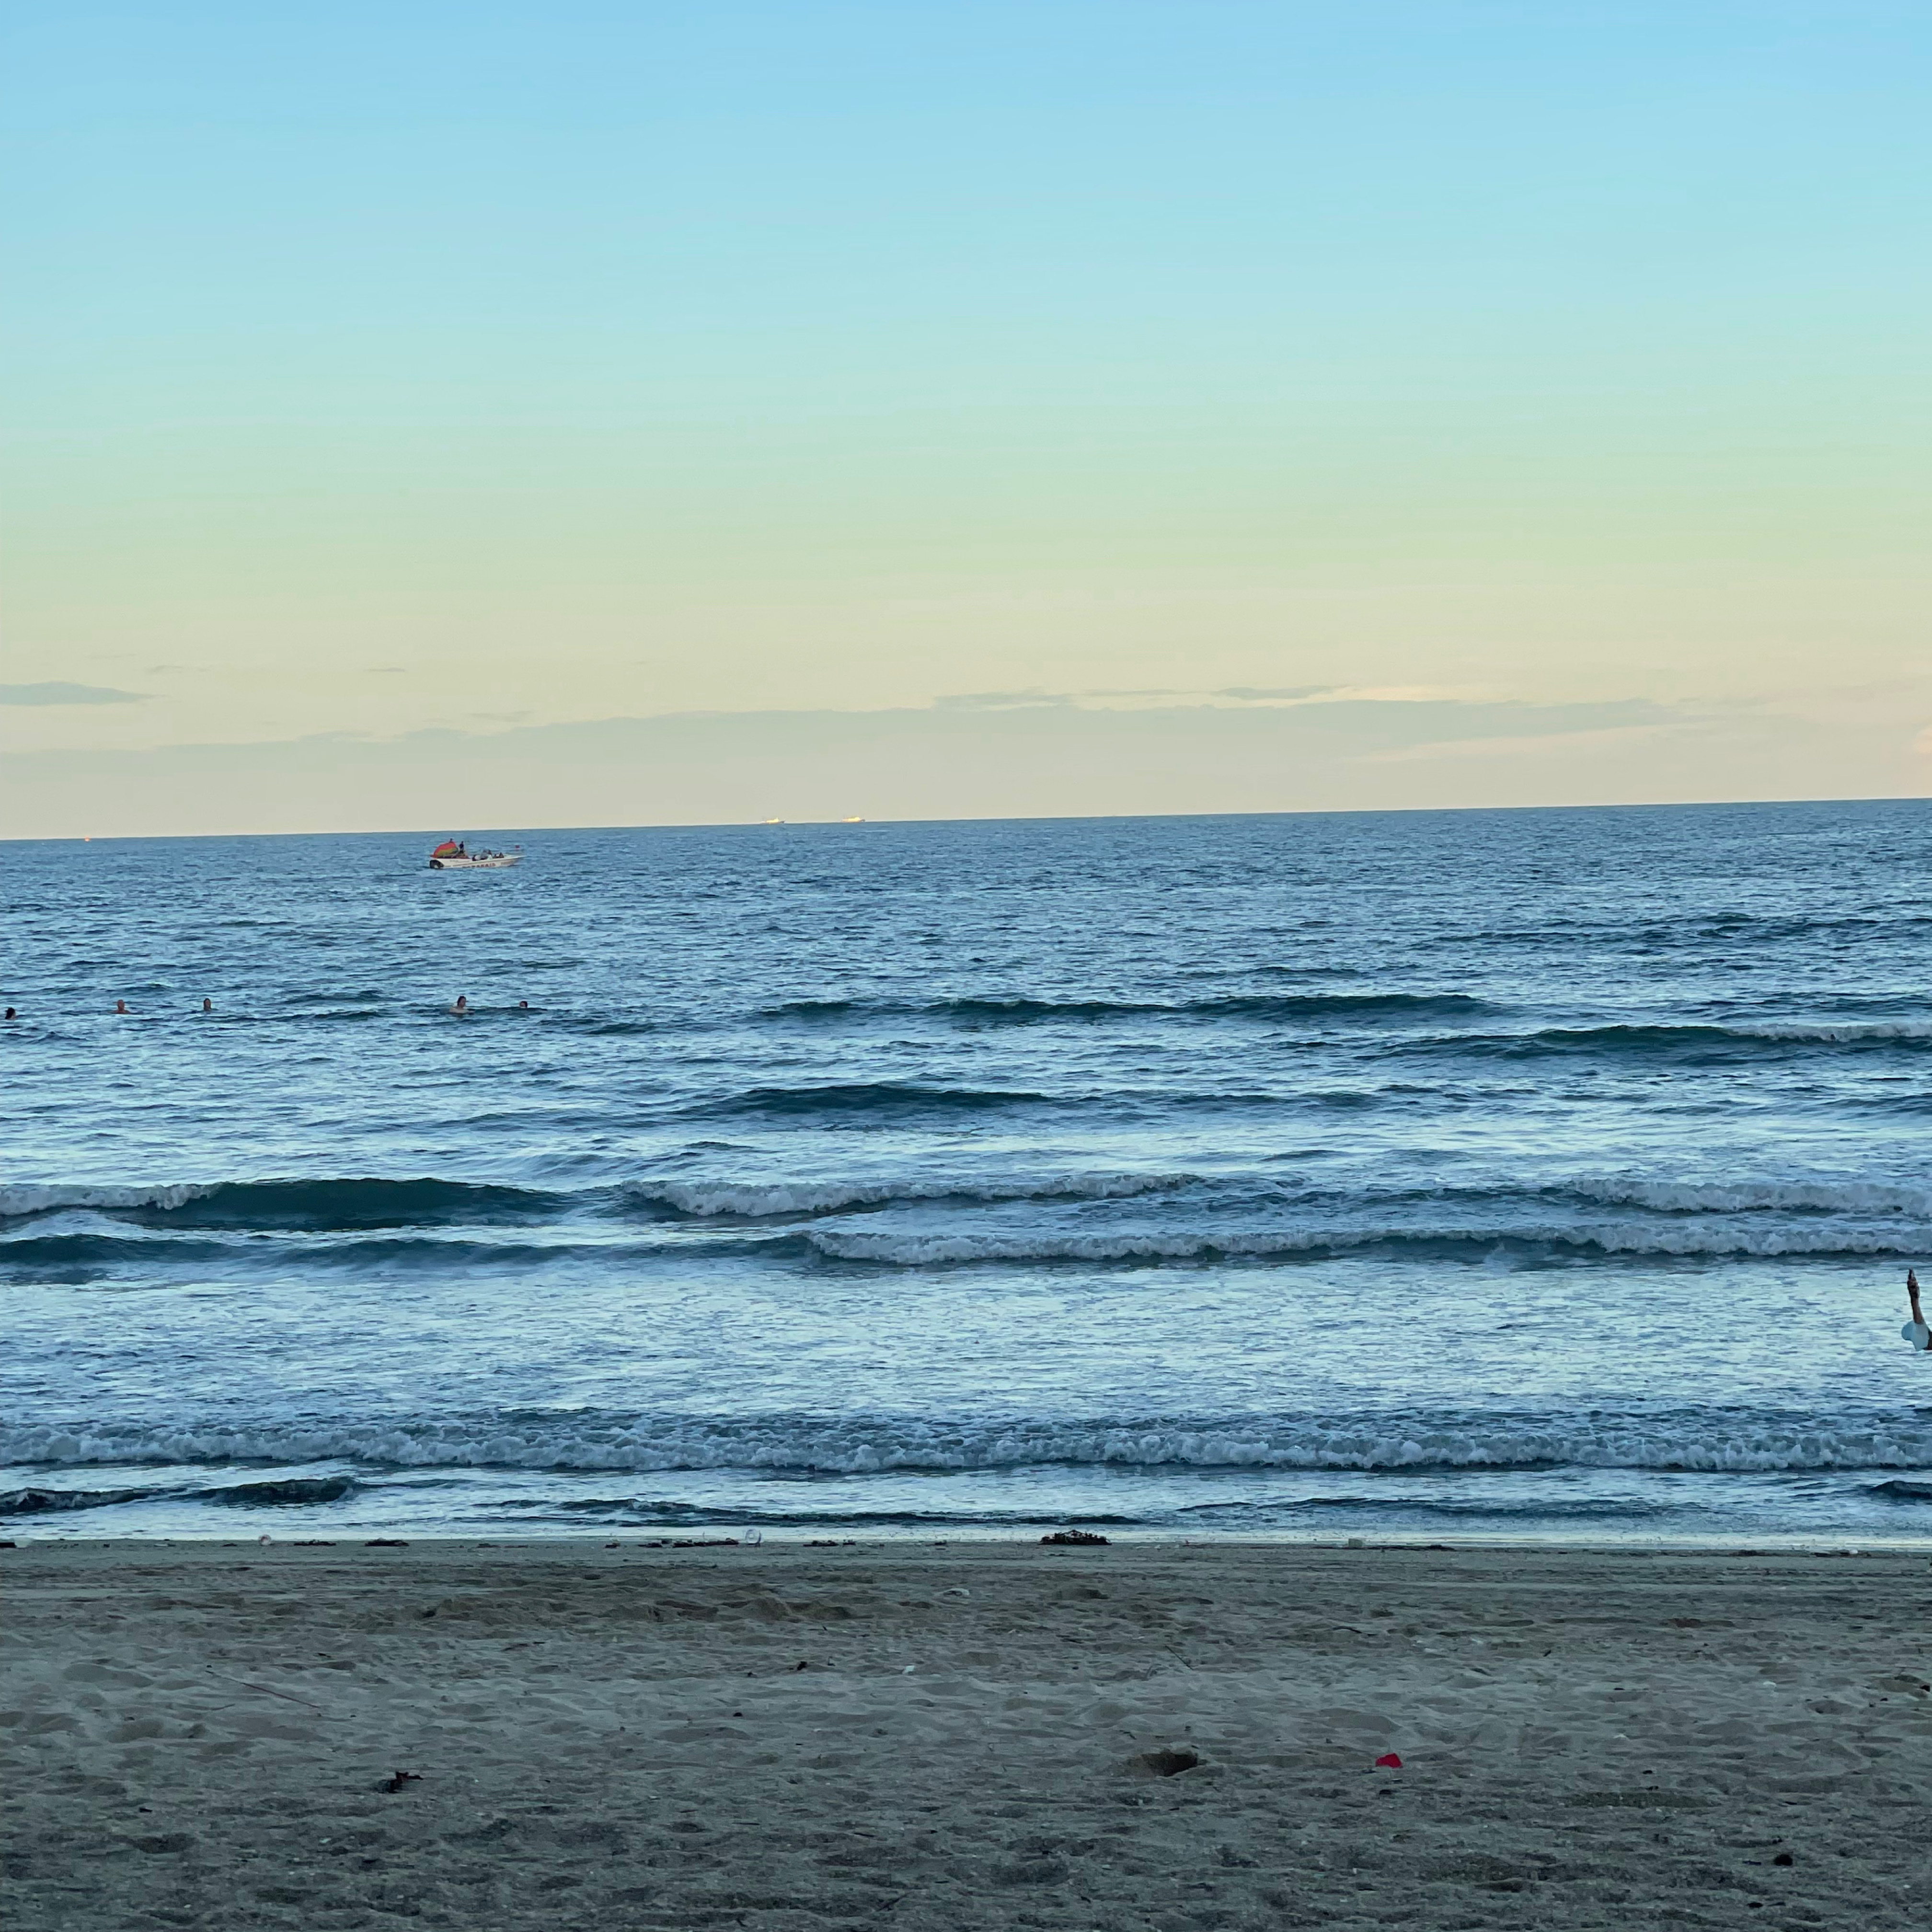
[1907,1270,1930,1353]
[449,994,471,1017]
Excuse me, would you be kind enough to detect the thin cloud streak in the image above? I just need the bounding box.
[0,681,147,706]
[7,693,1922,840]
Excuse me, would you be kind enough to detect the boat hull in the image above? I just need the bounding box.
[428,854,522,869]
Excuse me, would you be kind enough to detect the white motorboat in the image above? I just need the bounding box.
[428,839,522,870]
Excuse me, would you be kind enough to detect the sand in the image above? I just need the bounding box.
[3,1537,1929,1930]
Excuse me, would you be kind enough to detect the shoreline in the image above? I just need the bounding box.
[7,1538,1927,1929]
[9,1525,1932,1552]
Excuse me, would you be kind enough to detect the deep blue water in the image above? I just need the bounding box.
[3,801,1930,1542]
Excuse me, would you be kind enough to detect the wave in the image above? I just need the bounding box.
[9,1409,1929,1477]
[623,1171,1188,1218]
[1609,915,1931,949]
[207,1474,357,1506]
[0,1474,356,1515]
[1851,1092,1932,1117]
[1445,1021,1932,1060]
[613,1162,1932,1227]
[0,1230,780,1277]
[1726,1020,1932,1044]
[798,1219,1928,1265]
[1868,1479,1932,1503]
[626,1169,1931,1226]
[762,992,1500,1027]
[693,1082,1047,1119]
[1563,1176,1932,1217]
[0,1233,236,1275]
[1179,1495,1677,1522]
[0,1177,571,1228]
[1251,966,1368,980]
[6,1169,1923,1268]
[9,1219,1911,1280]
[937,993,1499,1025]
[752,998,1932,1047]
[507,1493,1674,1527]
[487,1497,1141,1529]
[0,1183,216,1219]
[0,1484,158,1515]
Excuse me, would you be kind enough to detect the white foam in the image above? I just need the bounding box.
[626,1172,1188,1217]
[5,1410,1927,1477]
[0,1183,215,1219]
[1732,1020,1932,1043]
[800,1217,1928,1265]
[1567,1176,1932,1217]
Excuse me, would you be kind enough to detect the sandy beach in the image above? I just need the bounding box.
[3,1539,1928,1930]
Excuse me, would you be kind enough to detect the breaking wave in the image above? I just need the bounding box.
[623,1171,1188,1218]
[4,1169,1923,1269]
[1563,1176,1932,1217]
[0,1230,784,1278]
[7,1409,1928,1477]
[0,1183,218,1219]
[799,1220,1926,1265]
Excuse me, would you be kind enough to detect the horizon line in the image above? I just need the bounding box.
[4,791,1923,846]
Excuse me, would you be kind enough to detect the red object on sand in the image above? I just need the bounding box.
[1375,1753,1403,1769]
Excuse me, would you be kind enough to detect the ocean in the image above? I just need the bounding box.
[4,800,1929,1544]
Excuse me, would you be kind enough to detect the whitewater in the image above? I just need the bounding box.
[3,800,1929,1542]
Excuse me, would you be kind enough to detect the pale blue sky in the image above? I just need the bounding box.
[4,3,1928,831]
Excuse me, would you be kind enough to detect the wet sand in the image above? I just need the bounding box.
[3,1538,1929,1930]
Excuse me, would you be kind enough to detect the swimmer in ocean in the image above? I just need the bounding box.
[450,994,470,1017]
[1907,1269,1929,1353]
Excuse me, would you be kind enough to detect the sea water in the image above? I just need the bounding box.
[3,801,1929,1543]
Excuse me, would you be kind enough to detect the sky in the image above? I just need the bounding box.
[3,2,1928,836]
